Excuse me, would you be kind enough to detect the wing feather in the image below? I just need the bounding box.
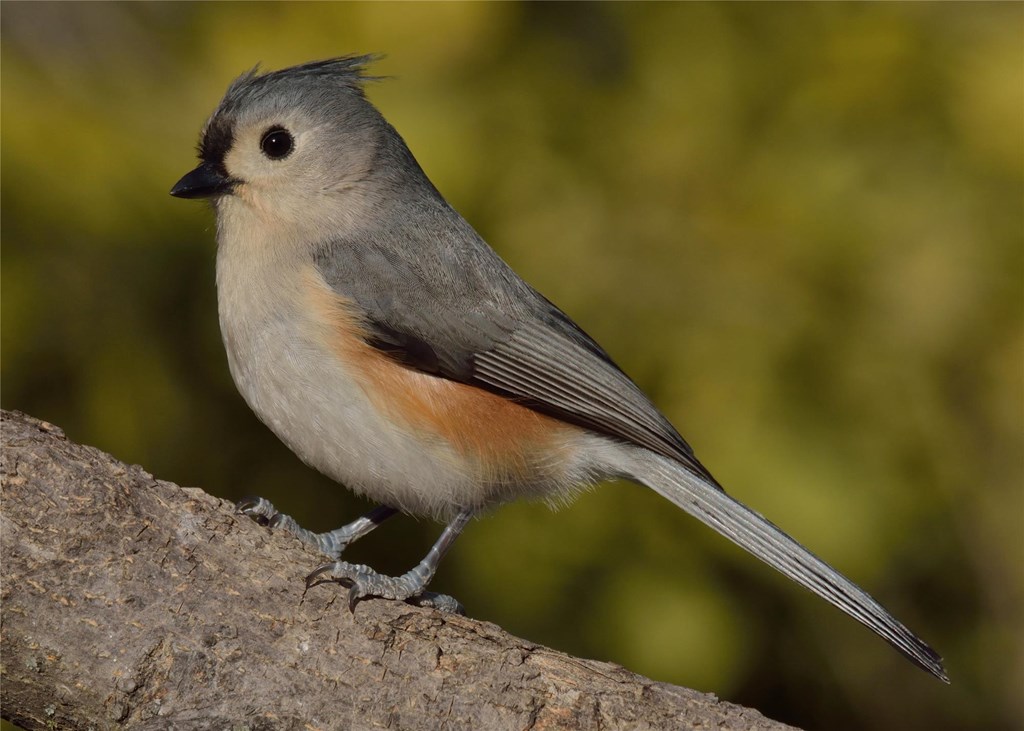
[314,232,719,487]
[473,320,719,485]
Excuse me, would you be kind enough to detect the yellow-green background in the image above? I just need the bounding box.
[2,3,1021,730]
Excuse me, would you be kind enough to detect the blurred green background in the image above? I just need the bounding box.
[2,3,1021,730]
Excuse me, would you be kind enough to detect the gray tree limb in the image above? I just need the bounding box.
[0,409,797,731]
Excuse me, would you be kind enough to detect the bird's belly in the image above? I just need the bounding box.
[216,269,590,518]
[219,316,476,517]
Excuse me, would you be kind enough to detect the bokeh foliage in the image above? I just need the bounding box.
[2,3,1021,730]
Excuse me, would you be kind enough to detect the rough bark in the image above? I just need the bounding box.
[0,409,797,731]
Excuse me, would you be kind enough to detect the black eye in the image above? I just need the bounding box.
[260,127,294,160]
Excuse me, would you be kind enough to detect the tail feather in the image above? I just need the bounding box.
[624,449,948,682]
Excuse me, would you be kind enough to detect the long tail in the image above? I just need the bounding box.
[615,447,948,682]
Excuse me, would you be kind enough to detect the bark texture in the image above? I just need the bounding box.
[0,409,797,731]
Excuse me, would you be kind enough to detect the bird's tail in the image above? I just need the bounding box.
[612,446,948,682]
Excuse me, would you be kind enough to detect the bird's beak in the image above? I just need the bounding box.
[170,162,235,199]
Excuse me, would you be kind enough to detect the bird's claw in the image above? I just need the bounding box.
[307,560,463,615]
[406,591,464,614]
[241,501,463,614]
[235,495,277,525]
[237,496,305,536]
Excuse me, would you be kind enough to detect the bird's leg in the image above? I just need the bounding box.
[307,509,472,615]
[237,497,397,559]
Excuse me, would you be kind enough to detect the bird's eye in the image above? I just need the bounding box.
[260,127,294,160]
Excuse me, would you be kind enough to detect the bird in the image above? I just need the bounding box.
[170,55,947,682]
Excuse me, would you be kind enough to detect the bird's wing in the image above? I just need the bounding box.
[314,235,719,487]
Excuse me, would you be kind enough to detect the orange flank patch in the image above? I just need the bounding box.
[302,268,575,474]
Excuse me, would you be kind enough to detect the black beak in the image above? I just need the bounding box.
[170,162,235,199]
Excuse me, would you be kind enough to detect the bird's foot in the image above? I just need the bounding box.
[238,498,463,614]
[306,560,464,615]
[236,496,298,531]
[236,495,326,551]
[236,497,397,560]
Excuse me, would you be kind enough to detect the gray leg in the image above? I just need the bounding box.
[307,509,472,614]
[237,496,397,559]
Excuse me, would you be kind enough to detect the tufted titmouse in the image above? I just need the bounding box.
[171,56,946,681]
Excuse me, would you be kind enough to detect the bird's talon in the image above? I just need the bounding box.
[235,495,277,525]
[306,563,333,587]
[407,592,465,614]
[347,583,362,612]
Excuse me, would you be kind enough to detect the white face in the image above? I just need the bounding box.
[222,112,319,212]
[216,105,380,245]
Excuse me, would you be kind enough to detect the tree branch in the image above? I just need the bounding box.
[0,409,796,731]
